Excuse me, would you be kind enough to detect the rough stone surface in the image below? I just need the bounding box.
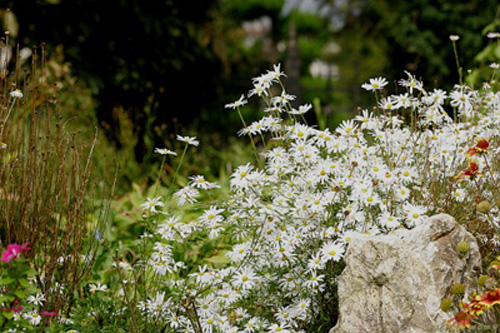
[331,214,481,333]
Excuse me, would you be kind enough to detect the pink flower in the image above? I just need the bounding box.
[2,300,23,313]
[40,311,59,317]
[1,243,31,263]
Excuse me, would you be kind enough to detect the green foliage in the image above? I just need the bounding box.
[363,0,499,83]
[221,0,284,21]
[467,18,500,86]
[0,256,45,331]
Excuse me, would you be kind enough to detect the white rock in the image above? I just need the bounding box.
[331,214,481,333]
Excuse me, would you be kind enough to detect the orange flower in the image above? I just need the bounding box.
[466,139,490,157]
[466,147,478,157]
[464,297,487,316]
[446,311,474,329]
[479,289,500,307]
[476,139,490,152]
[456,161,481,180]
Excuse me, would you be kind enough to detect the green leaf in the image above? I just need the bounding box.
[0,294,14,303]
[14,290,26,299]
[18,278,30,288]
[0,277,15,286]
[495,44,500,59]
[2,310,13,320]
[27,287,41,294]
[102,269,117,283]
[205,251,229,266]
[482,19,500,35]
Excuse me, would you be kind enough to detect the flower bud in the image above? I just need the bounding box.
[451,283,465,294]
[440,298,453,311]
[488,260,500,276]
[456,241,470,254]
[477,200,492,213]
[489,260,500,268]
[477,275,490,287]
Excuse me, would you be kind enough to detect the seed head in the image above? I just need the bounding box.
[456,241,470,254]
[440,298,453,311]
[451,283,465,294]
[477,275,490,287]
[476,200,492,213]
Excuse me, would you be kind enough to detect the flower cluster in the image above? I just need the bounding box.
[103,65,500,332]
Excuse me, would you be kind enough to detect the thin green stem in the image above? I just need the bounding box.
[153,156,166,198]
[260,133,267,149]
[114,256,140,333]
[237,106,262,168]
[491,67,498,83]
[452,40,463,86]
[0,99,16,139]
[172,144,189,186]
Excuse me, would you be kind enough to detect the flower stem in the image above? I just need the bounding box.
[153,156,166,197]
[452,40,463,86]
[237,106,262,168]
[172,144,189,186]
[0,99,16,139]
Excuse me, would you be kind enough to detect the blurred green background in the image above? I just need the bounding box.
[1,0,500,195]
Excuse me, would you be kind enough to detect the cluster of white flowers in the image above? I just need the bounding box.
[125,65,500,332]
